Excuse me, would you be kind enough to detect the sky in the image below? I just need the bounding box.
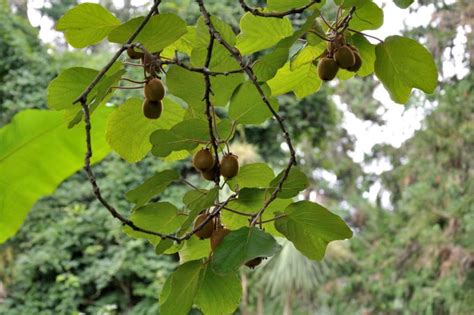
[24,0,468,204]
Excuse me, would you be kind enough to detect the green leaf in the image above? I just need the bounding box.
[351,33,376,77]
[195,265,241,315]
[179,236,211,264]
[393,0,414,9]
[275,201,353,260]
[47,67,98,110]
[335,0,369,8]
[348,1,383,31]
[229,82,278,125]
[290,43,326,70]
[108,13,187,52]
[236,13,293,55]
[268,62,322,98]
[56,3,120,48]
[180,188,219,232]
[212,227,281,273]
[374,35,438,104]
[267,167,309,199]
[227,163,275,190]
[253,46,289,81]
[130,202,186,235]
[106,98,185,163]
[155,239,174,254]
[0,108,111,243]
[160,260,202,315]
[125,170,179,206]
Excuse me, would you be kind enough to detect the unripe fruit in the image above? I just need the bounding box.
[127,46,144,59]
[144,78,165,101]
[220,154,239,178]
[334,45,356,69]
[347,51,362,72]
[143,99,163,119]
[210,228,231,251]
[194,213,215,239]
[245,257,263,269]
[317,57,339,81]
[193,149,214,171]
[202,166,219,181]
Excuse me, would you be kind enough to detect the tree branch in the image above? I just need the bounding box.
[239,0,321,18]
[196,0,297,226]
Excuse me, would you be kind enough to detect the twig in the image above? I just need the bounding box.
[239,0,321,18]
[196,0,297,226]
[259,214,287,224]
[220,206,254,217]
[348,28,384,43]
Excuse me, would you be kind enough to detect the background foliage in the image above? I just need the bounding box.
[1,0,473,314]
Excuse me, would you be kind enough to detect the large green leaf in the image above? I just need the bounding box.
[56,3,120,48]
[348,1,383,31]
[268,62,322,98]
[374,35,438,104]
[290,43,326,70]
[129,202,186,235]
[275,201,353,260]
[195,265,241,315]
[227,163,275,190]
[108,13,187,52]
[106,98,185,163]
[179,236,211,264]
[267,0,314,11]
[47,67,99,110]
[125,170,179,206]
[393,0,414,9]
[212,227,281,273]
[228,82,278,125]
[267,167,309,199]
[0,108,111,243]
[236,13,293,55]
[160,260,202,315]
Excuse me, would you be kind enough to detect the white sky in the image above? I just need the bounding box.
[25,0,468,203]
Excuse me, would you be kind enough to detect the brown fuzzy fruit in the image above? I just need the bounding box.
[142,99,163,119]
[210,228,231,251]
[144,78,165,101]
[334,45,356,69]
[220,154,239,178]
[347,51,362,72]
[127,46,144,59]
[202,167,219,181]
[245,257,263,269]
[317,57,339,81]
[193,149,214,171]
[194,213,215,239]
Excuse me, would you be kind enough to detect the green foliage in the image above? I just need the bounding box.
[375,35,438,103]
[0,108,111,243]
[0,0,443,314]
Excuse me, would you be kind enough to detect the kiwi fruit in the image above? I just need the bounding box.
[210,227,231,251]
[347,51,362,72]
[193,148,214,171]
[202,165,219,181]
[220,154,239,178]
[194,213,215,239]
[142,99,163,119]
[245,257,263,269]
[144,78,165,101]
[317,57,339,81]
[127,46,144,59]
[334,45,356,69]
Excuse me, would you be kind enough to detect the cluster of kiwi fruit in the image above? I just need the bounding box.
[193,213,264,269]
[127,46,165,120]
[316,34,362,81]
[192,148,239,181]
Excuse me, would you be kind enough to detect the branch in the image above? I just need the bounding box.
[196,0,297,226]
[239,0,321,18]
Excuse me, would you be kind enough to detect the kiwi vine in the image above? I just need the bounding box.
[74,0,381,267]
